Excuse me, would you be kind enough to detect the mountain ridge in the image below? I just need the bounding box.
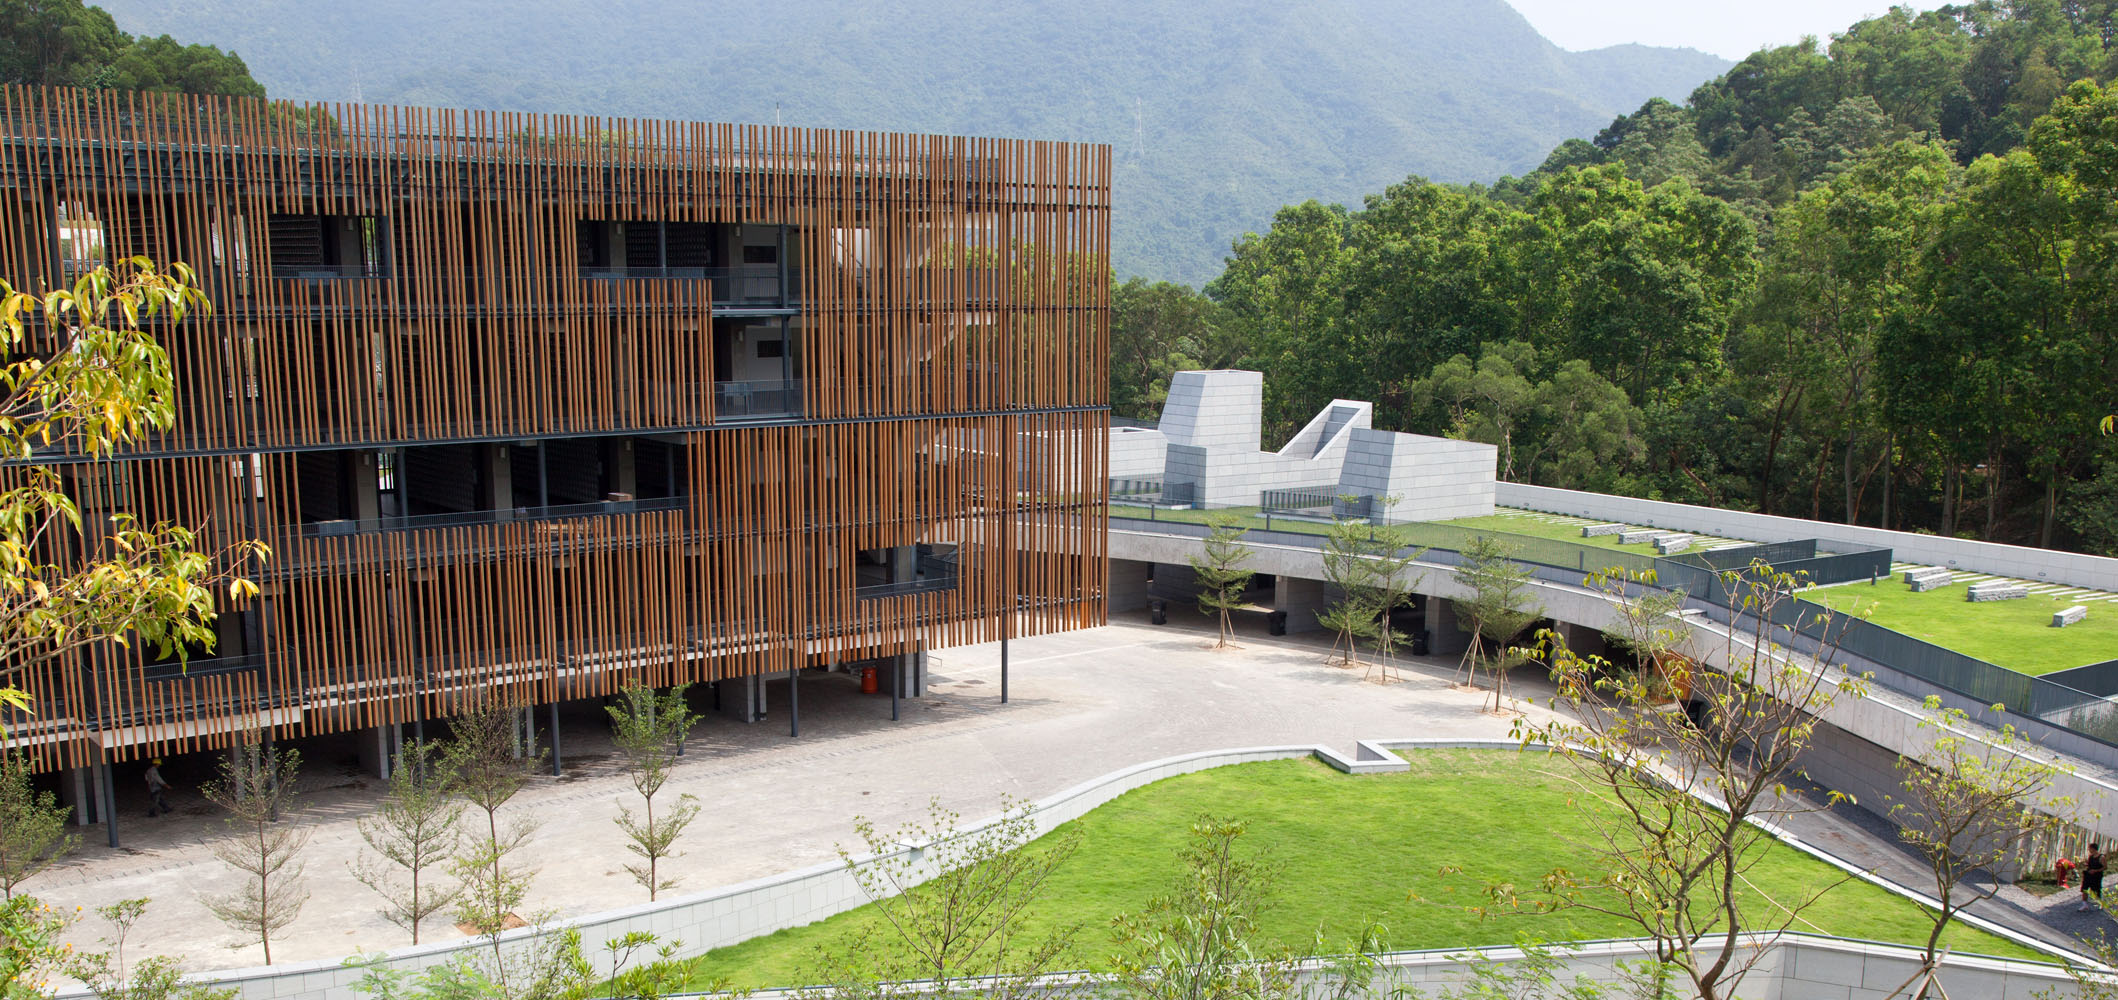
[96,0,1730,283]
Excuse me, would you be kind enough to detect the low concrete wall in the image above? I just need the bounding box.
[1499,482,2118,592]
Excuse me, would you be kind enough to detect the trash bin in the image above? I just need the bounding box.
[1412,630,1431,656]
[1266,610,1288,636]
[1148,598,1168,625]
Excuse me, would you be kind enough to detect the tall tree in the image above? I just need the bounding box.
[1209,201,1352,441]
[1109,278,1228,421]
[0,0,263,96]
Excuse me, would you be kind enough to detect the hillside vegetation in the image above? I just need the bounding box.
[1115,1,2118,557]
[92,0,1727,285]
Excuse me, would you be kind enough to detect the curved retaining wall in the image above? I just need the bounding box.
[101,741,2085,1000]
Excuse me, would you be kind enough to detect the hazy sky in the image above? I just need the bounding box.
[1506,1,1934,60]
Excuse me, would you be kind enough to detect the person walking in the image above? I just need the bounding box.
[2082,843,2106,912]
[144,758,173,817]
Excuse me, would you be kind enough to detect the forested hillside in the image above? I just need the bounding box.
[92,0,1727,285]
[1115,2,2118,555]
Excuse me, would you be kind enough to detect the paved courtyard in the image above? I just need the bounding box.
[26,609,2100,971]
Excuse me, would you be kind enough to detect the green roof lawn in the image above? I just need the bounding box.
[679,749,2046,989]
[1804,578,2117,676]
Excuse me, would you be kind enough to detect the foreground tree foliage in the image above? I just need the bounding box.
[809,797,1081,998]
[1890,701,2077,999]
[0,260,268,719]
[1497,562,1865,1000]
[0,752,73,900]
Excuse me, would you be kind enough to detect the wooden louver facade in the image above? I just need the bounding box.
[0,86,1111,772]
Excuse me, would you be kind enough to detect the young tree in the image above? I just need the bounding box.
[1501,563,1865,1000]
[606,684,701,901]
[442,704,543,950]
[810,796,1080,996]
[1318,516,1387,670]
[201,737,309,966]
[1888,701,2076,1000]
[0,752,74,899]
[1318,506,1425,682]
[351,741,463,945]
[0,261,267,723]
[1189,513,1255,649]
[1104,816,1298,1000]
[1450,535,1542,712]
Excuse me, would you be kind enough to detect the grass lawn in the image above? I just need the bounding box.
[1804,579,2117,676]
[1109,504,1714,557]
[1439,511,1722,556]
[681,750,2044,988]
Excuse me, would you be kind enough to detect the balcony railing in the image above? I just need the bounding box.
[714,379,803,421]
[295,496,688,539]
[268,262,388,281]
[855,551,962,600]
[583,264,800,307]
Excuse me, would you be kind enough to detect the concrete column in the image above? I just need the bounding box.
[604,438,637,499]
[1557,621,1608,663]
[1151,563,1199,601]
[479,445,512,512]
[358,723,402,779]
[717,675,763,723]
[349,451,382,521]
[58,766,94,825]
[1424,594,1472,656]
[1107,558,1153,613]
[1273,575,1333,633]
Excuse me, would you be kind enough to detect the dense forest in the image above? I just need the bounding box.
[0,0,260,95]
[1113,1,2118,556]
[91,0,1729,285]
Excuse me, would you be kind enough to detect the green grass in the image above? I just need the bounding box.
[1439,512,1723,555]
[1109,504,1717,556]
[1805,578,2118,676]
[681,750,2045,988]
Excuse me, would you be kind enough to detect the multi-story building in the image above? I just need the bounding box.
[0,87,1110,810]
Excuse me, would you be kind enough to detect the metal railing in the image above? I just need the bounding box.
[714,379,803,420]
[583,264,800,306]
[267,261,388,280]
[293,496,688,539]
[855,552,963,600]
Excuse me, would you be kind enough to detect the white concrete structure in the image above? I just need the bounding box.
[1113,369,1496,520]
[1335,428,1496,522]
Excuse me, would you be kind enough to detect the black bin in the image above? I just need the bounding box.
[1412,630,1431,656]
[1148,598,1168,625]
[1266,610,1288,636]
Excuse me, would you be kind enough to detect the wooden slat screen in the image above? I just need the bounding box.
[0,87,1110,772]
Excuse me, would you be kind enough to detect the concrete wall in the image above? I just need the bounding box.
[1158,370,1262,451]
[1107,427,1168,480]
[1500,482,2118,592]
[1108,558,1154,613]
[1337,429,1496,522]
